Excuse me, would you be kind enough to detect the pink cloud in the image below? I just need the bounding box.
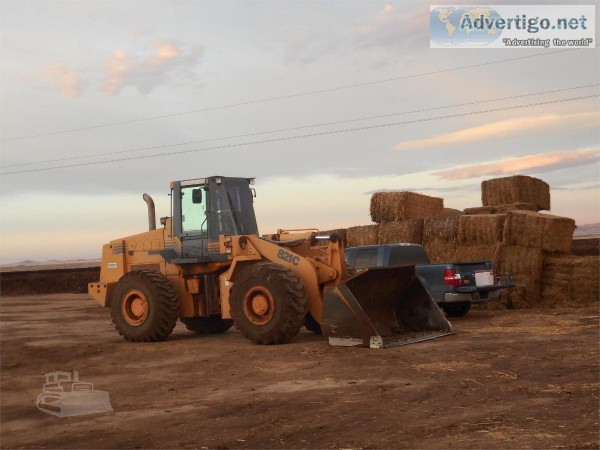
[44,63,82,98]
[395,112,599,151]
[102,41,202,95]
[433,149,600,180]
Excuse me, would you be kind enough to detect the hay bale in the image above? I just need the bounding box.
[495,244,544,308]
[370,192,444,223]
[442,208,463,217]
[458,214,505,245]
[377,220,423,245]
[454,244,500,263]
[346,225,378,248]
[464,203,538,215]
[481,175,550,211]
[503,211,575,254]
[541,256,600,307]
[423,217,459,263]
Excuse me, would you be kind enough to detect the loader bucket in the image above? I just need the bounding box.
[321,266,452,348]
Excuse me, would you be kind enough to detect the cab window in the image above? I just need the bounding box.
[181,187,207,234]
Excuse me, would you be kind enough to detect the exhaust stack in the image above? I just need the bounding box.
[142,193,156,231]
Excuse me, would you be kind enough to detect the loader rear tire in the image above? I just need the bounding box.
[110,270,179,342]
[181,317,234,334]
[230,262,306,345]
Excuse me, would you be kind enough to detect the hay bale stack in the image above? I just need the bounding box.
[377,220,423,245]
[346,225,378,248]
[495,244,544,308]
[423,217,459,263]
[370,192,444,223]
[503,211,575,254]
[541,256,600,307]
[454,244,500,263]
[463,203,538,215]
[481,175,550,211]
[458,214,505,245]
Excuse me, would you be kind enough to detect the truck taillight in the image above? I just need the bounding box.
[444,268,461,287]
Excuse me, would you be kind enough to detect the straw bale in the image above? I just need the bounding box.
[503,211,575,254]
[495,244,544,307]
[370,192,444,223]
[377,220,423,245]
[481,175,550,211]
[423,217,459,263]
[458,214,505,245]
[454,244,500,263]
[541,256,599,307]
[442,208,463,217]
[346,225,378,248]
[464,203,537,215]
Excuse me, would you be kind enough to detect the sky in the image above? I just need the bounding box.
[0,0,598,264]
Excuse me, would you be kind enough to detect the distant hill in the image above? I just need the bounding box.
[0,259,101,273]
[574,223,600,237]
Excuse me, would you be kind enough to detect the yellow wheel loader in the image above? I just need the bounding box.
[89,176,451,348]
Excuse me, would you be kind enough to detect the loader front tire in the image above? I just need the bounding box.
[181,317,234,334]
[110,270,179,342]
[230,262,306,345]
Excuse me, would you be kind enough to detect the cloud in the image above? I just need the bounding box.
[352,4,427,51]
[433,149,600,180]
[102,40,203,95]
[395,112,600,151]
[43,63,82,98]
[284,3,427,64]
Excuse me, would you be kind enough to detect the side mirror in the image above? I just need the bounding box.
[192,188,203,204]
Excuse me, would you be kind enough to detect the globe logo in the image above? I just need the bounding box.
[430,6,503,46]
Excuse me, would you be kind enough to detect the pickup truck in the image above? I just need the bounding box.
[344,243,513,317]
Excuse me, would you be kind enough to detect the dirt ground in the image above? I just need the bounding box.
[0,294,598,449]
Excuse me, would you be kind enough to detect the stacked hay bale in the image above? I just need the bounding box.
[464,203,538,215]
[422,217,459,263]
[370,192,444,222]
[541,256,600,307]
[443,207,463,217]
[497,210,576,308]
[368,191,444,247]
[346,225,378,248]
[378,219,424,244]
[481,175,550,211]
[454,214,505,263]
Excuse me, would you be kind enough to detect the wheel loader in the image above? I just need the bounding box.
[88,176,451,348]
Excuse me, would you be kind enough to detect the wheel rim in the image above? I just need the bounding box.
[121,289,149,326]
[242,286,275,325]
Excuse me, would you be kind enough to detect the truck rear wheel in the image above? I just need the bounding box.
[181,317,234,334]
[230,262,306,345]
[442,302,471,318]
[110,270,179,342]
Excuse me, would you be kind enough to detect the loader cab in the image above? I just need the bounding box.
[171,176,259,262]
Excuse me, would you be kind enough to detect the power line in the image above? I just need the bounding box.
[1,49,577,143]
[3,93,596,176]
[4,82,597,169]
